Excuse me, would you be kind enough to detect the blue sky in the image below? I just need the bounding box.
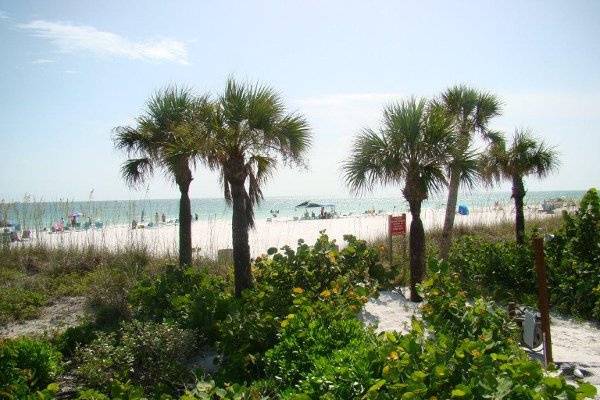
[1,0,599,201]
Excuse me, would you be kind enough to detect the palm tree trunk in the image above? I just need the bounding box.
[178,181,193,266]
[440,168,460,259]
[408,199,425,302]
[512,175,526,245]
[231,181,252,297]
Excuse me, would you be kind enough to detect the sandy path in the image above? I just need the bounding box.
[0,297,86,339]
[360,291,600,396]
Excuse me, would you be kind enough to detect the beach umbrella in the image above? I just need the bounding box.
[296,201,311,207]
[305,202,323,208]
[69,211,83,218]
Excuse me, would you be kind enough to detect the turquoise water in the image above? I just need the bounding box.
[4,190,584,229]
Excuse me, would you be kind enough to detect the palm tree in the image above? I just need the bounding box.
[480,129,559,244]
[113,86,210,266]
[436,85,502,259]
[205,78,311,297]
[344,98,454,302]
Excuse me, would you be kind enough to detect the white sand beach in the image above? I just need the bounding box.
[22,205,564,258]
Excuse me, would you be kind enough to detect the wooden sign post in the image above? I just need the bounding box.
[533,237,553,366]
[388,214,407,265]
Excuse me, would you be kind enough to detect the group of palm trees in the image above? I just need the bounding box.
[344,86,558,301]
[113,78,310,296]
[114,80,558,301]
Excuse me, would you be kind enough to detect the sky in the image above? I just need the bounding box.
[1,0,599,202]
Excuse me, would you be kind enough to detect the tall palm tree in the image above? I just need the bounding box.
[480,129,559,244]
[205,78,311,297]
[436,85,502,259]
[344,98,454,302]
[113,86,210,265]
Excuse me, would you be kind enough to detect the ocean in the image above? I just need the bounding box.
[3,190,584,230]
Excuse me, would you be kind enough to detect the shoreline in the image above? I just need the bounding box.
[15,205,570,258]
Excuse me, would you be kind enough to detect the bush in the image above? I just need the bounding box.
[265,288,373,389]
[85,267,135,325]
[0,337,62,398]
[0,286,47,324]
[129,264,232,343]
[547,188,600,320]
[216,233,381,382]
[285,260,596,399]
[446,236,536,303]
[74,320,198,395]
[53,321,99,357]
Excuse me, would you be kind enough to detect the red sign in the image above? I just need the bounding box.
[389,214,407,236]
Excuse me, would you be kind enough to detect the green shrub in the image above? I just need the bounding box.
[129,264,232,342]
[285,260,596,399]
[216,233,380,383]
[76,381,146,400]
[74,320,198,395]
[85,267,134,325]
[0,338,62,398]
[265,289,374,389]
[446,236,536,303]
[53,321,99,357]
[547,188,600,320]
[0,286,47,324]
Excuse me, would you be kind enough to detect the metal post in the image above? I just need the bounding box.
[533,237,553,365]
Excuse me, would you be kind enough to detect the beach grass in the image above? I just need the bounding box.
[0,213,564,325]
[0,242,232,325]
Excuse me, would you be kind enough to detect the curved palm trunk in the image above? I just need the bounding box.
[440,168,460,259]
[512,175,526,245]
[408,199,425,302]
[231,181,252,297]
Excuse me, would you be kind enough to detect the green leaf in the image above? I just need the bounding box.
[576,383,597,399]
[366,379,386,394]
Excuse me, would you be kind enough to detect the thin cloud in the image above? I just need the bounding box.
[0,10,9,20]
[32,58,55,64]
[18,20,189,65]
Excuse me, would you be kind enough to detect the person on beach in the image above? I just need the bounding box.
[194,213,198,221]
[141,210,145,222]
[161,213,166,223]
[155,212,159,225]
[132,219,137,229]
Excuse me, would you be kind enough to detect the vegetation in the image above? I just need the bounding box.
[547,188,600,320]
[203,78,312,296]
[344,98,454,301]
[73,320,197,394]
[0,225,598,399]
[0,337,61,398]
[0,243,229,326]
[113,86,212,265]
[434,85,502,258]
[480,129,559,244]
[445,188,600,321]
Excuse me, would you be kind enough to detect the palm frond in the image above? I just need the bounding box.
[121,158,154,188]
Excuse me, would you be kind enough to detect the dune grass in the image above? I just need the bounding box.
[0,214,564,325]
[0,243,231,325]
